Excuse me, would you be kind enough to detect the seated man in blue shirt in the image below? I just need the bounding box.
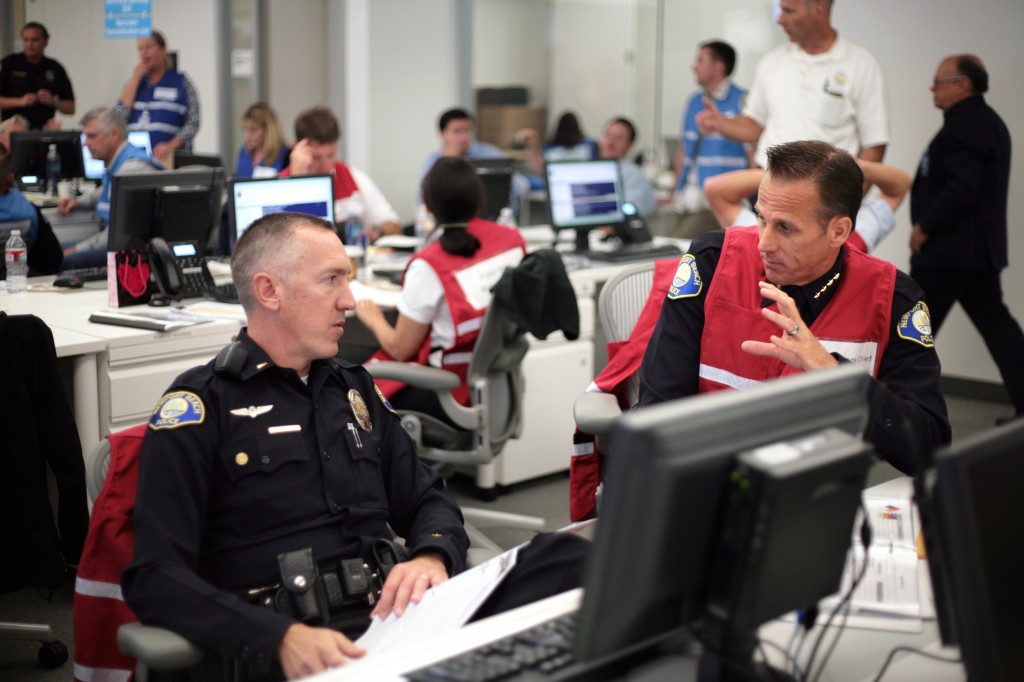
[57,106,162,269]
[599,117,657,218]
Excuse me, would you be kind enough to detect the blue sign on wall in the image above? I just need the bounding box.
[105,0,152,39]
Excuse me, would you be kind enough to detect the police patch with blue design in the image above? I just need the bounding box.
[149,391,206,430]
[897,301,935,348]
[667,254,702,300]
[375,384,398,415]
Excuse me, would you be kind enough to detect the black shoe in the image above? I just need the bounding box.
[996,413,1022,427]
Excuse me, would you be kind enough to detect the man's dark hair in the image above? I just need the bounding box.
[231,211,337,311]
[438,108,473,133]
[765,140,863,231]
[955,54,988,94]
[421,157,483,257]
[22,22,49,39]
[609,117,637,144]
[702,40,737,77]
[294,106,341,144]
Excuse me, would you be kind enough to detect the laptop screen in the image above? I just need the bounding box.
[545,159,625,230]
[82,130,153,181]
[228,174,335,249]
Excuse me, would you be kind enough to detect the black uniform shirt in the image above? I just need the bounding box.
[122,329,469,661]
[638,229,951,474]
[0,52,75,129]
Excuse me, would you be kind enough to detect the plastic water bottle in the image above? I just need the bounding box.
[496,207,517,228]
[46,143,61,196]
[5,229,28,294]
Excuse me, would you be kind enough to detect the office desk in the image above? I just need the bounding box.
[42,204,102,248]
[1,286,242,452]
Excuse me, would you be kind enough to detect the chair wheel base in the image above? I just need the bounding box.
[474,484,509,501]
[38,640,68,668]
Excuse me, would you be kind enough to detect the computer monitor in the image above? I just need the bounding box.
[227,174,335,250]
[545,159,626,253]
[81,130,153,182]
[468,157,515,221]
[173,151,224,169]
[107,168,225,252]
[916,421,1024,682]
[573,365,873,679]
[9,130,86,191]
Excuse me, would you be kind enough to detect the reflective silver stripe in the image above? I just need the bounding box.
[75,576,124,601]
[572,441,595,457]
[698,364,761,390]
[73,662,132,682]
[442,352,473,366]
[456,317,482,336]
[135,101,188,115]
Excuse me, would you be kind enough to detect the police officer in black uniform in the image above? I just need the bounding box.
[0,22,75,129]
[122,212,472,679]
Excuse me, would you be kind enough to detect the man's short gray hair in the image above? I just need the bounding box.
[80,107,127,141]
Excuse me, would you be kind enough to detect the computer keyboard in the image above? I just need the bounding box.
[205,282,240,304]
[585,242,683,264]
[58,265,109,282]
[406,612,579,681]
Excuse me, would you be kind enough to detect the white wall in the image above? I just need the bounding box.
[835,0,1024,384]
[25,0,220,155]
[473,0,549,106]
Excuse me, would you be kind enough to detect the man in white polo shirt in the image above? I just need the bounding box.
[697,0,889,167]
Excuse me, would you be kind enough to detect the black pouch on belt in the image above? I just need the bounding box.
[276,547,329,625]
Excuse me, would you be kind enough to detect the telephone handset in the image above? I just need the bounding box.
[148,237,215,300]
[616,201,654,245]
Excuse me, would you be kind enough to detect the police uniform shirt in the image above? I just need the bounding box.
[122,329,469,661]
[0,52,75,129]
[637,229,951,473]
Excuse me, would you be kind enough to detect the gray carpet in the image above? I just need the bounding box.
[0,394,1007,681]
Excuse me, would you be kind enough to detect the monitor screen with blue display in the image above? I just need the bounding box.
[227,174,336,250]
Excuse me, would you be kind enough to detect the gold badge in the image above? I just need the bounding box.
[235,452,249,466]
[348,389,372,432]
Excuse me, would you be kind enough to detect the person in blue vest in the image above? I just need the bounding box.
[668,40,749,239]
[116,30,199,167]
[57,107,163,269]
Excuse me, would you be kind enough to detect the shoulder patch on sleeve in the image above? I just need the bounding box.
[667,253,703,300]
[374,384,399,415]
[149,391,206,430]
[897,301,935,348]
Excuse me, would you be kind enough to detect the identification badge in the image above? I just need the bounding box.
[348,389,372,432]
[154,86,178,100]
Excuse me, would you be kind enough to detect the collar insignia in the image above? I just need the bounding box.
[813,272,841,299]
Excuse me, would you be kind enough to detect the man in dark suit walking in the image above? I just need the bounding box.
[910,54,1024,423]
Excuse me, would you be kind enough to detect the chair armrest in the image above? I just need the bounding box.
[366,361,461,391]
[117,622,204,672]
[573,391,623,435]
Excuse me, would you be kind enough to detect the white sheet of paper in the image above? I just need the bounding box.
[355,547,519,655]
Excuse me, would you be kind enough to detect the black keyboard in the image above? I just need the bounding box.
[406,612,579,681]
[585,243,683,264]
[59,266,108,282]
[206,282,240,304]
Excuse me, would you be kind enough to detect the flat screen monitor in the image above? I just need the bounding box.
[227,174,335,250]
[572,365,872,678]
[468,157,515,221]
[545,159,625,252]
[82,130,153,181]
[173,151,224,169]
[107,168,225,252]
[917,421,1024,682]
[9,130,86,190]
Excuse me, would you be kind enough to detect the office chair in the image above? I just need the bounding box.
[573,260,658,437]
[0,312,87,671]
[366,251,580,535]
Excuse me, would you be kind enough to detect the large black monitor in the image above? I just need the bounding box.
[468,157,515,221]
[107,168,225,252]
[573,365,873,680]
[227,174,335,251]
[9,130,86,191]
[917,421,1024,682]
